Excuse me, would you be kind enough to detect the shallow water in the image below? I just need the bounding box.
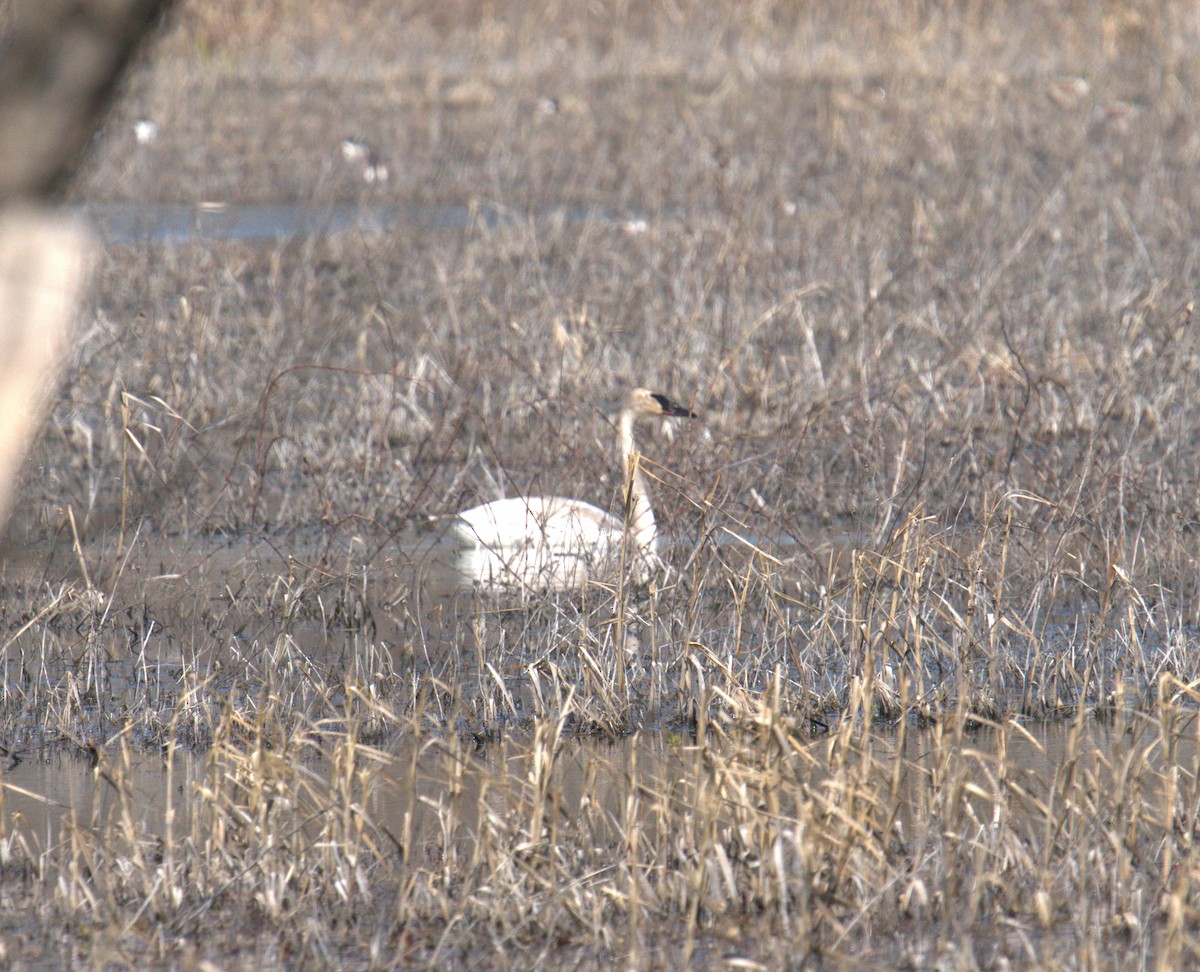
[4,523,1178,875]
[1,747,201,840]
[1,519,1083,762]
[3,717,1186,873]
[76,201,631,245]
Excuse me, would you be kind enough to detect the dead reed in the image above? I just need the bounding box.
[1,0,1199,966]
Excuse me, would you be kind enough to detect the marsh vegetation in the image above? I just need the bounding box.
[2,0,1200,966]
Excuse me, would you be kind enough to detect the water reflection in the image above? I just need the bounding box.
[2,747,201,839]
[77,201,629,245]
[4,718,1184,869]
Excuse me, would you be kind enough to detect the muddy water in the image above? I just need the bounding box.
[76,201,634,244]
[4,528,1171,860]
[3,718,1184,868]
[0,526,818,715]
[0,746,204,850]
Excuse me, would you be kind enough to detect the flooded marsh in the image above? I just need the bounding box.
[3,0,1200,966]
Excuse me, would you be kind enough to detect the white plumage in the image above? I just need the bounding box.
[451,388,695,587]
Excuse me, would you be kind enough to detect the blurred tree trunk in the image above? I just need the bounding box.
[0,0,174,525]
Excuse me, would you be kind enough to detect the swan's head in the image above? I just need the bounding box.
[627,388,697,420]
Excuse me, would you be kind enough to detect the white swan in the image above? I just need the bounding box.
[451,388,696,588]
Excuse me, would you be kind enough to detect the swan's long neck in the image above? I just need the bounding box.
[619,408,658,554]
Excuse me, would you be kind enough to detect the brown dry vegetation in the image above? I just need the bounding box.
[1,0,1200,967]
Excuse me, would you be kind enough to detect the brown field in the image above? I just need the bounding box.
[3,0,1200,967]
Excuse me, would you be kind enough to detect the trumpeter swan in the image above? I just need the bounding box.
[452,388,696,587]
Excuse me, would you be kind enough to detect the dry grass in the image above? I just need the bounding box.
[6,663,1200,966]
[1,0,1200,966]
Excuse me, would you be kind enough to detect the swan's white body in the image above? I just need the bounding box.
[451,389,694,588]
[455,496,623,555]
